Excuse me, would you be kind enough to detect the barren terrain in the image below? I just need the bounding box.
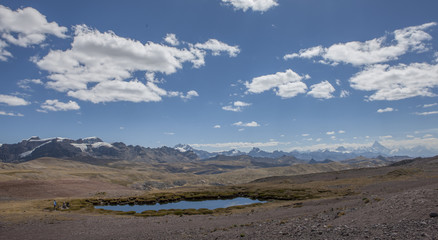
[1,157,437,239]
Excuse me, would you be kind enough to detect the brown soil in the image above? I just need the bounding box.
[0,179,139,200]
[1,157,438,239]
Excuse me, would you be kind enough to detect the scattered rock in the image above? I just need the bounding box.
[429,212,438,218]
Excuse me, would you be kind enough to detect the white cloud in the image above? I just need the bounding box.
[194,39,240,57]
[213,125,221,129]
[423,134,433,138]
[191,140,288,150]
[39,99,80,112]
[164,132,175,135]
[234,101,251,107]
[423,103,438,108]
[377,107,396,113]
[245,69,309,98]
[35,25,237,103]
[68,80,167,103]
[301,133,310,137]
[180,90,199,101]
[233,121,260,127]
[284,46,324,60]
[288,137,438,153]
[338,130,345,134]
[284,22,436,66]
[307,81,335,99]
[326,131,335,135]
[380,135,393,140]
[340,90,350,98]
[0,111,23,117]
[0,5,67,61]
[222,101,251,112]
[164,33,179,46]
[0,39,12,61]
[0,94,30,106]
[17,79,43,90]
[415,111,438,116]
[222,105,240,112]
[222,0,278,12]
[350,62,438,101]
[406,135,415,138]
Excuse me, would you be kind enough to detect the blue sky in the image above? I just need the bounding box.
[1,0,438,153]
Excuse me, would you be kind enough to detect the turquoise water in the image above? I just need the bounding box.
[95,197,265,213]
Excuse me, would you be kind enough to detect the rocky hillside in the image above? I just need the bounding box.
[0,137,198,164]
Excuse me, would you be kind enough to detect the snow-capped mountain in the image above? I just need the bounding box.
[174,144,245,159]
[175,141,417,161]
[0,137,198,163]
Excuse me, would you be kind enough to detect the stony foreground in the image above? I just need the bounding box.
[1,177,437,239]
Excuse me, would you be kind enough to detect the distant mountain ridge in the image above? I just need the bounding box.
[175,140,432,161]
[0,137,419,166]
[0,137,197,164]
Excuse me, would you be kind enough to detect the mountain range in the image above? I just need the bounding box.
[0,136,427,165]
[0,137,197,164]
[175,141,417,161]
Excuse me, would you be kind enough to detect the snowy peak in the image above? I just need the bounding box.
[0,137,199,163]
[174,144,194,152]
[370,141,390,154]
[79,137,103,144]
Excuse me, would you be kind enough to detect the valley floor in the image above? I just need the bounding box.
[1,158,438,239]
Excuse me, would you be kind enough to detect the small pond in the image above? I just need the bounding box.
[95,197,266,213]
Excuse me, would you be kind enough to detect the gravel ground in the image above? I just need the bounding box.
[1,178,437,240]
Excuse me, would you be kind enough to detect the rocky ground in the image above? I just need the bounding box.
[1,157,438,239]
[1,178,437,239]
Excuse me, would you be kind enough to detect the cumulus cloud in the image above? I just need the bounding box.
[284,22,436,66]
[0,5,67,61]
[0,39,12,61]
[164,33,179,46]
[349,62,438,101]
[67,80,167,103]
[307,81,335,99]
[222,101,251,112]
[35,25,237,103]
[377,107,396,113]
[245,69,309,98]
[179,90,199,101]
[0,111,23,117]
[338,130,345,134]
[194,39,240,57]
[213,125,221,129]
[0,94,30,106]
[39,99,80,112]
[233,121,260,127]
[284,46,324,60]
[326,131,335,135]
[222,0,278,12]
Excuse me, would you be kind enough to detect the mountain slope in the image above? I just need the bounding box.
[0,137,198,164]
